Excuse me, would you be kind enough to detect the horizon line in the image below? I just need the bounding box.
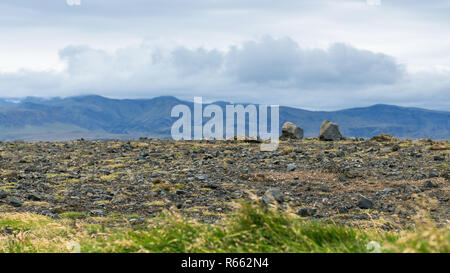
[0,94,449,114]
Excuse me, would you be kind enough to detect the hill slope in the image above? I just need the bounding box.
[0,95,448,141]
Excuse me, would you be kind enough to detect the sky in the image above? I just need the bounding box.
[0,0,449,110]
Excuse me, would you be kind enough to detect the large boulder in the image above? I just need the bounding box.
[280,122,303,140]
[319,120,343,141]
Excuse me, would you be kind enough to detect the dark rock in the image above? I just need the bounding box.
[443,170,450,180]
[392,144,400,151]
[90,209,105,216]
[338,207,349,214]
[355,213,370,220]
[8,197,22,207]
[415,173,427,180]
[0,190,8,199]
[381,222,395,231]
[357,195,374,209]
[297,208,316,217]
[27,193,42,201]
[428,170,439,178]
[204,154,214,160]
[41,210,61,219]
[205,183,219,190]
[423,181,437,188]
[7,177,17,183]
[3,226,13,235]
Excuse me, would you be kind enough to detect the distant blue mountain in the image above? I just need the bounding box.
[0,95,448,141]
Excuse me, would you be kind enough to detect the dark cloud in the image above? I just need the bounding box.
[224,37,404,86]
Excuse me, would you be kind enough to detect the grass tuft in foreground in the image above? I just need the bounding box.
[0,203,448,253]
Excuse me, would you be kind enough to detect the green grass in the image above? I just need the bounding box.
[60,211,88,220]
[0,203,448,253]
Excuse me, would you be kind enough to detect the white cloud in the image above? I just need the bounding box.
[0,37,448,111]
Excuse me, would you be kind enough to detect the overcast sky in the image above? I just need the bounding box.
[0,0,449,110]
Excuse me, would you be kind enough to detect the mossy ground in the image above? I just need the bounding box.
[0,202,448,253]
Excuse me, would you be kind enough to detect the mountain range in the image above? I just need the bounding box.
[0,95,448,141]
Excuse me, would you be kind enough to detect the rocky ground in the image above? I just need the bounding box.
[0,137,448,229]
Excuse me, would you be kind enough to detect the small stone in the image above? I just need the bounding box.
[433,155,444,161]
[287,164,297,172]
[392,144,400,152]
[338,207,349,214]
[41,210,61,219]
[297,208,316,217]
[262,188,284,205]
[176,190,186,195]
[415,173,427,180]
[378,188,393,196]
[90,209,105,216]
[0,190,8,199]
[290,182,303,187]
[338,175,347,182]
[428,170,439,178]
[3,226,13,235]
[205,183,218,189]
[423,181,437,188]
[443,171,450,181]
[357,195,374,209]
[8,197,22,207]
[27,193,42,201]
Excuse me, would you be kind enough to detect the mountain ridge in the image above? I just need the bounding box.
[0,95,448,141]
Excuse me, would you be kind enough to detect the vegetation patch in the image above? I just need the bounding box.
[0,203,448,253]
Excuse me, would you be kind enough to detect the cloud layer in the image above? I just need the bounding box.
[0,36,448,110]
[0,1,449,110]
[225,37,404,86]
